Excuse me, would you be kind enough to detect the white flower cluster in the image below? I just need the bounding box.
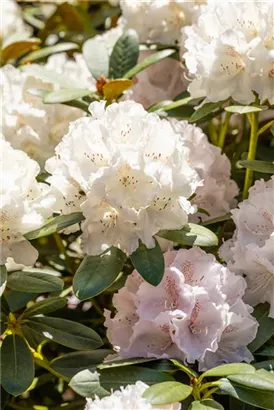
[121,0,205,45]
[105,247,258,370]
[220,176,274,318]
[183,1,274,104]
[0,53,95,166]
[85,380,180,410]
[46,100,201,255]
[170,119,239,222]
[0,0,32,43]
[0,138,54,266]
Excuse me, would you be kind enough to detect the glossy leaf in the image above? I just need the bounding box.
[69,369,109,398]
[189,400,224,410]
[5,291,36,313]
[20,42,78,64]
[237,160,274,174]
[227,373,274,392]
[73,247,127,300]
[201,363,255,380]
[248,303,274,352]
[82,36,109,79]
[21,297,67,319]
[7,270,64,293]
[130,240,164,286]
[254,361,274,371]
[189,101,225,123]
[158,223,218,247]
[43,88,91,104]
[142,381,192,405]
[109,29,139,79]
[103,79,134,102]
[124,49,176,79]
[25,316,102,350]
[98,357,157,370]
[255,339,274,356]
[1,38,41,65]
[1,334,34,396]
[0,265,7,296]
[225,106,267,114]
[202,214,231,226]
[25,212,84,240]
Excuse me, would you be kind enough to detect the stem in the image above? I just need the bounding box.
[199,381,220,393]
[169,359,199,379]
[203,387,219,400]
[53,233,72,274]
[34,358,70,383]
[218,111,231,151]
[243,112,259,199]
[257,118,274,136]
[60,285,73,298]
[208,120,218,145]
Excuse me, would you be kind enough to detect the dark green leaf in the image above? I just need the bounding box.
[225,106,267,114]
[158,223,218,247]
[189,400,224,410]
[254,361,274,371]
[73,247,127,300]
[5,291,36,312]
[109,29,139,79]
[201,364,255,380]
[20,42,79,64]
[82,37,109,79]
[142,381,192,405]
[255,339,274,356]
[98,357,157,370]
[189,101,225,123]
[25,212,84,240]
[1,334,34,396]
[130,240,164,286]
[7,270,64,293]
[43,88,91,104]
[237,160,274,174]
[21,324,45,349]
[248,303,274,352]
[50,350,113,378]
[0,265,7,296]
[69,369,109,398]
[21,297,67,319]
[25,316,102,350]
[124,49,176,79]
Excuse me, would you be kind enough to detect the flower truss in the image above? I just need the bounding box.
[183,1,274,104]
[220,176,274,318]
[105,247,258,370]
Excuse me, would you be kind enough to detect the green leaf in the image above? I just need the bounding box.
[69,369,109,398]
[255,339,274,356]
[152,96,193,113]
[25,212,84,240]
[237,160,274,174]
[248,303,274,352]
[254,361,274,371]
[124,49,176,79]
[227,373,274,392]
[5,291,36,313]
[98,357,157,370]
[201,363,255,380]
[142,381,192,405]
[109,29,139,79]
[130,240,164,286]
[50,350,113,378]
[22,64,78,88]
[7,270,64,293]
[1,310,8,336]
[82,37,109,79]
[0,265,7,296]
[219,378,274,409]
[43,88,91,104]
[25,316,102,350]
[189,101,225,123]
[189,400,224,410]
[1,38,41,65]
[157,223,218,247]
[19,42,79,64]
[202,214,232,226]
[73,247,127,300]
[21,297,67,319]
[225,106,267,114]
[1,334,34,396]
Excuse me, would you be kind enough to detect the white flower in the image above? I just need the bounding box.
[183,1,274,104]
[46,100,201,255]
[220,176,274,317]
[0,138,54,265]
[104,247,258,369]
[1,54,95,166]
[85,380,181,410]
[170,119,238,222]
[120,0,205,45]
[0,0,32,43]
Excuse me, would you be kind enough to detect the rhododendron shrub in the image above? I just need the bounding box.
[1,1,274,410]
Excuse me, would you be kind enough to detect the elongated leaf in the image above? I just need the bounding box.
[82,37,109,79]
[228,373,274,392]
[1,334,34,396]
[103,79,134,102]
[25,212,84,240]
[154,96,193,113]
[225,106,267,114]
[142,381,192,405]
[189,400,224,410]
[201,363,255,380]
[158,223,218,247]
[1,310,8,336]
[50,350,113,378]
[25,316,102,350]
[124,49,176,79]
[20,42,78,64]
[255,339,274,356]
[189,101,225,123]
[109,29,139,79]
[7,270,64,293]
[21,297,67,319]
[202,214,231,226]
[22,65,78,88]
[254,361,274,371]
[5,291,36,312]
[1,38,40,65]
[130,240,164,286]
[0,265,7,296]
[98,357,157,370]
[43,88,91,104]
[69,369,109,398]
[237,160,274,174]
[248,303,274,352]
[73,247,127,300]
